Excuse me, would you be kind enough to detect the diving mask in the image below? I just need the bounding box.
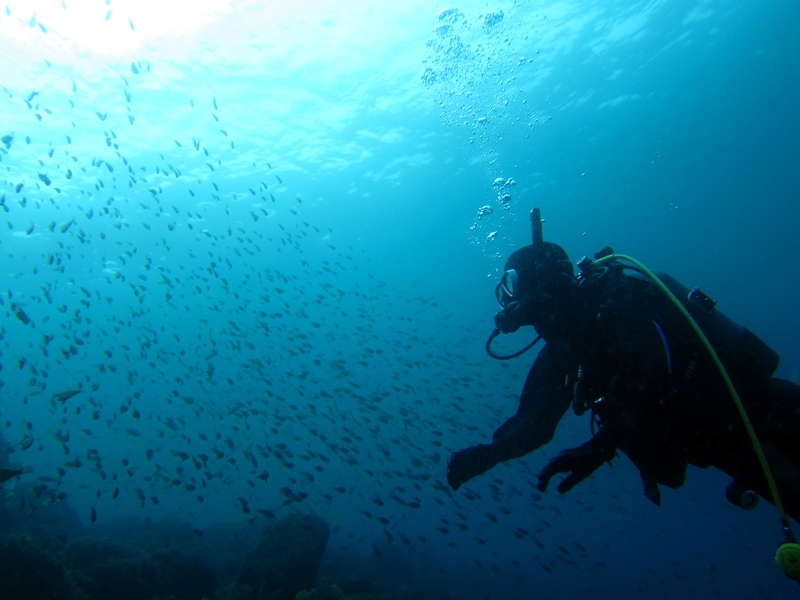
[495,268,520,309]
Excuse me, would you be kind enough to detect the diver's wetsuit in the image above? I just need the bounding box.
[453,264,800,522]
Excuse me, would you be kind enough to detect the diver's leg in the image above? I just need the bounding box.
[727,379,800,522]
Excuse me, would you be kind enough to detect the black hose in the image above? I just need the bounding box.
[485,328,542,360]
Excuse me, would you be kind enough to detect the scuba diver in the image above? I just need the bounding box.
[446,208,800,578]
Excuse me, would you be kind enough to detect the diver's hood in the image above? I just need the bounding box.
[504,241,575,300]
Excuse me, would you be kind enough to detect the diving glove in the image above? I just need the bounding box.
[537,435,616,494]
[447,444,496,491]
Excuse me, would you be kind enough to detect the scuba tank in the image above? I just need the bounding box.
[652,270,779,382]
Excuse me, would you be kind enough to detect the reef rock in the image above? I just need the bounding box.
[238,513,330,600]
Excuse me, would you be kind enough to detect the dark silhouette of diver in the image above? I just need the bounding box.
[446,208,800,580]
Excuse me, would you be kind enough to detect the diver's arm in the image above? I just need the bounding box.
[446,342,575,491]
[489,341,575,462]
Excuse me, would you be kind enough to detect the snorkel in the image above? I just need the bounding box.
[485,208,544,360]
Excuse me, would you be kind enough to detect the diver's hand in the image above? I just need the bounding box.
[447,444,496,491]
[537,437,615,494]
[494,310,521,334]
[494,296,532,334]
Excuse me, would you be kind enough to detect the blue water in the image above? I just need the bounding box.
[1,1,799,598]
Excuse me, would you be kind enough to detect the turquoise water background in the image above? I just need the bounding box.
[1,1,799,598]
